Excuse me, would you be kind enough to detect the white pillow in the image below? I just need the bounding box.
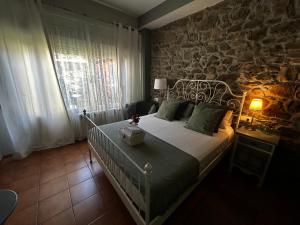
[219,110,233,129]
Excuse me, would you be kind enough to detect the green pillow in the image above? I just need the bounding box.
[197,102,227,132]
[185,104,226,136]
[155,99,181,121]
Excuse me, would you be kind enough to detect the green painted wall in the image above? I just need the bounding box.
[141,29,152,101]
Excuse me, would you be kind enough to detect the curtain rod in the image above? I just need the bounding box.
[36,0,137,31]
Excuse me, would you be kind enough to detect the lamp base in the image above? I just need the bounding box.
[245,125,256,131]
[245,116,256,131]
[249,126,256,131]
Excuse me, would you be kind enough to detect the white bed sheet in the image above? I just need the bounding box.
[137,114,234,168]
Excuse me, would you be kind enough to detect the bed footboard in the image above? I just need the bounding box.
[83,110,152,225]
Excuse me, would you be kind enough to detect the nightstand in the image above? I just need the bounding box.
[229,126,280,186]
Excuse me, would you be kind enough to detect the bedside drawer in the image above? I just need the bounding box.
[238,135,273,152]
[235,144,269,174]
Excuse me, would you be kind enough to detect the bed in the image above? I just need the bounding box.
[83,79,246,225]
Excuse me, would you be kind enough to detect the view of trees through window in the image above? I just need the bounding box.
[54,53,121,113]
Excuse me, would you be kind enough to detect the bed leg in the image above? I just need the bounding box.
[144,163,152,225]
[88,148,92,164]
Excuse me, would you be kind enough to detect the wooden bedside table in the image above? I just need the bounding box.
[229,126,280,186]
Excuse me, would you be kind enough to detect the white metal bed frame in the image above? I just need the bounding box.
[83,79,246,225]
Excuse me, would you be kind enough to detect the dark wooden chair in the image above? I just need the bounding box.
[124,101,158,119]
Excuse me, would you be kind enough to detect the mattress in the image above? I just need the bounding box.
[138,114,234,170]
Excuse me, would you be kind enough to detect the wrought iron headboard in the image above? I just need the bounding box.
[167,79,246,130]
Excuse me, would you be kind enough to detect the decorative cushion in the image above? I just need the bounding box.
[166,97,191,120]
[185,104,227,136]
[197,102,227,132]
[155,99,181,121]
[174,100,190,120]
[181,103,195,120]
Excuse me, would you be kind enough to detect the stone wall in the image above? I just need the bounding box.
[151,0,300,151]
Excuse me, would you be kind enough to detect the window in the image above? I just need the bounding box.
[53,51,121,114]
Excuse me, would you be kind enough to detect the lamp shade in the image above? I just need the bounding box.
[249,98,263,110]
[154,78,167,90]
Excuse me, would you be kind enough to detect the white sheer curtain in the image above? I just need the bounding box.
[0,0,74,158]
[116,24,144,106]
[43,8,143,139]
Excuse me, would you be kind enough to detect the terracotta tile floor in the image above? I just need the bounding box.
[1,141,299,225]
[0,142,134,225]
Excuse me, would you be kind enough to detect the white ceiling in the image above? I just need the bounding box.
[93,0,166,17]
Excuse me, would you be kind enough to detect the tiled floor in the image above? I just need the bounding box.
[1,142,299,225]
[0,142,134,225]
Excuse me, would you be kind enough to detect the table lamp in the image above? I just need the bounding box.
[154,78,167,103]
[248,98,263,130]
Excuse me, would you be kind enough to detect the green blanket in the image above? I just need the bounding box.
[89,121,199,219]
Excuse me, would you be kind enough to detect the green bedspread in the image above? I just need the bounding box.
[89,120,199,219]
